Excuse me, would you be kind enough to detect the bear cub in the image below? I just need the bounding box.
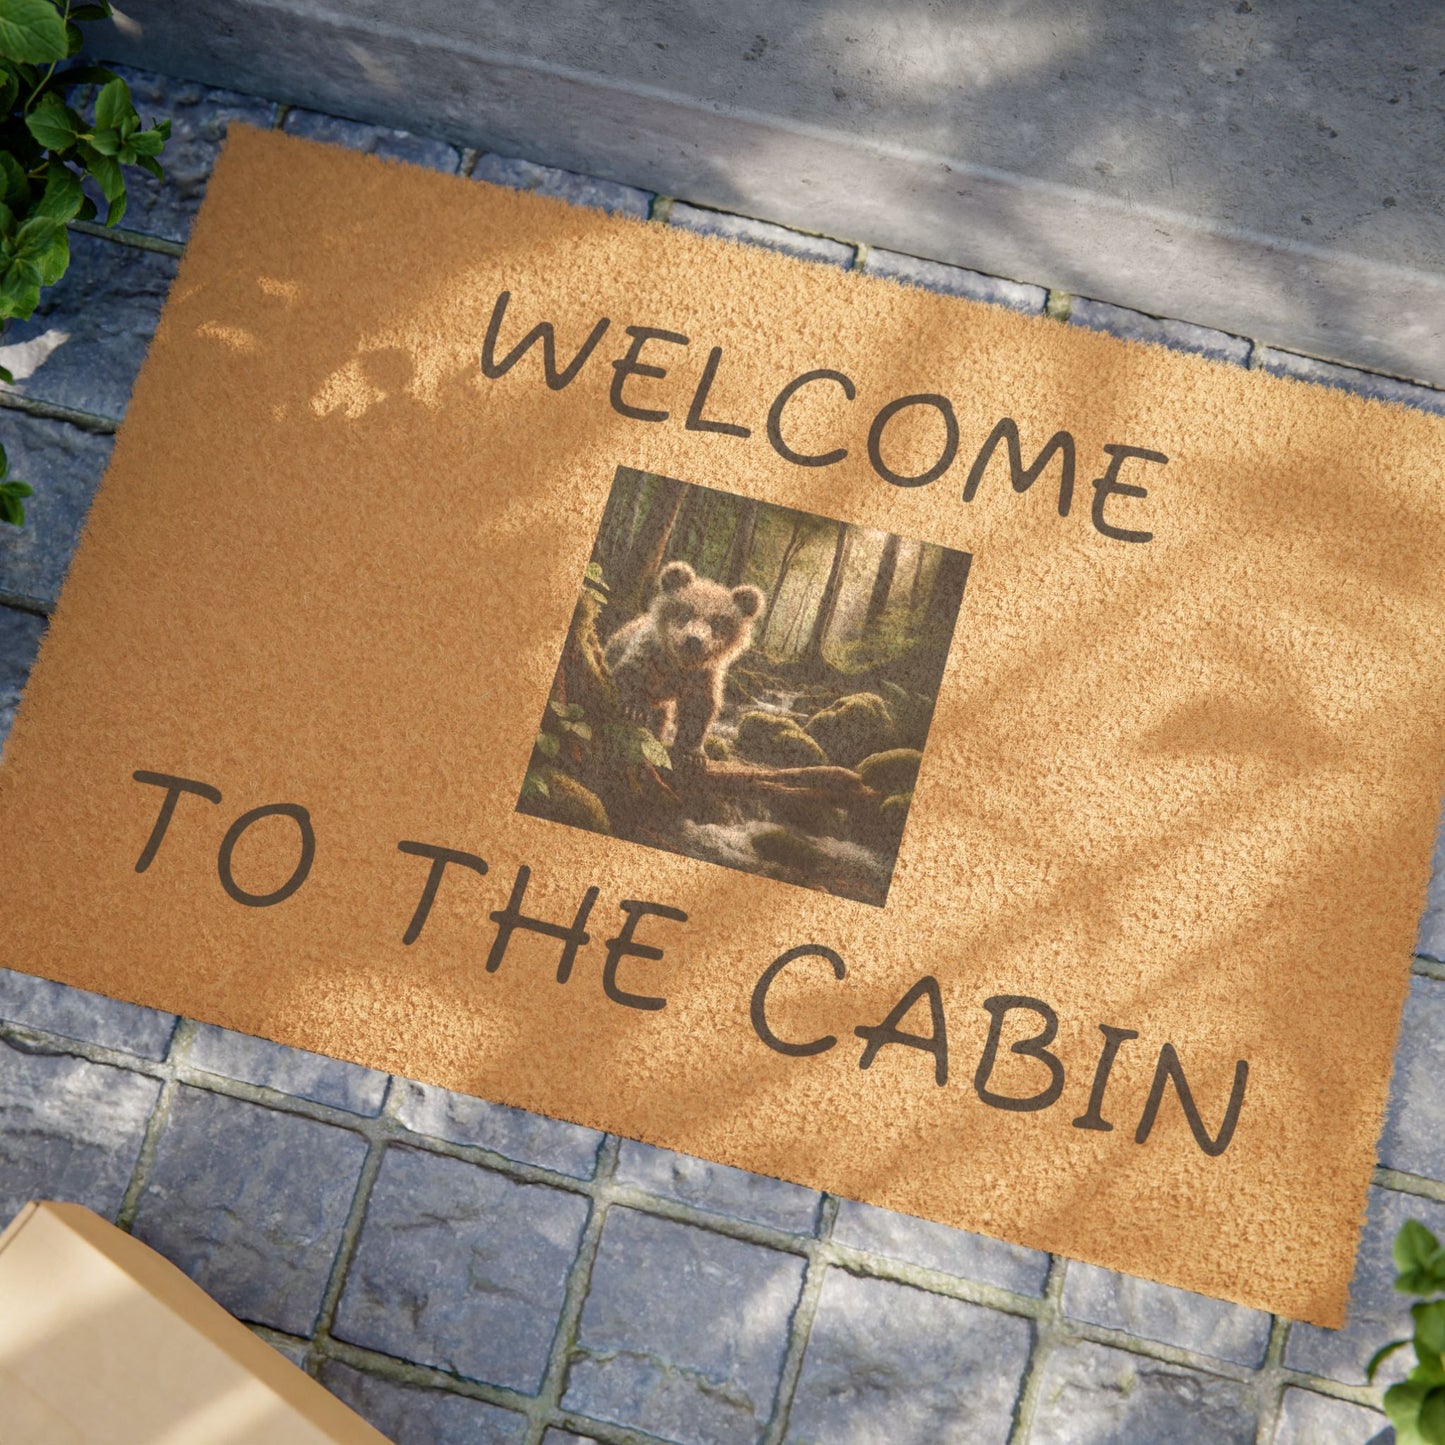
[604,561,765,767]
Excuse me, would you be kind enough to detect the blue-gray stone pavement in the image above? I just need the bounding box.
[2,62,1443,1445]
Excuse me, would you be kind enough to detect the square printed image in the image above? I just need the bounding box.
[517,467,970,906]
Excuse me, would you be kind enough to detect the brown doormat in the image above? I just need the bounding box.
[2,125,1441,1328]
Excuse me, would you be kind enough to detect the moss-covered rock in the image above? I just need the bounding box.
[537,770,612,835]
[771,792,848,838]
[736,711,829,768]
[858,749,923,797]
[704,734,733,761]
[752,825,829,870]
[879,681,932,750]
[804,692,896,768]
[880,790,912,829]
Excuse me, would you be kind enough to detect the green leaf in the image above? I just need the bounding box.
[1387,1379,1432,1434]
[103,187,125,227]
[535,729,559,760]
[520,769,550,801]
[24,92,80,151]
[1397,1222,1442,1277]
[14,212,59,259]
[549,700,585,721]
[34,219,64,283]
[0,199,14,237]
[88,126,120,156]
[0,480,32,499]
[135,153,162,181]
[71,3,113,20]
[560,720,592,741]
[1418,1303,1445,1359]
[126,126,166,157]
[0,441,8,473]
[93,76,130,131]
[0,150,27,210]
[0,0,69,64]
[0,363,11,385]
[0,257,41,319]
[0,491,25,526]
[0,64,17,112]
[64,18,81,56]
[1368,1337,1413,1383]
[1422,1388,1445,1445]
[33,161,81,221]
[82,145,122,199]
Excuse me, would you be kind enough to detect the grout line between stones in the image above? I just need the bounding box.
[1007,1253,1067,1443]
[114,1018,197,1229]
[1251,1312,1293,1444]
[1412,955,1445,982]
[758,1192,838,1445]
[66,217,185,257]
[0,386,118,434]
[519,1133,621,1445]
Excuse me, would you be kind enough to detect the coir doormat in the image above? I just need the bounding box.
[3,126,1443,1327]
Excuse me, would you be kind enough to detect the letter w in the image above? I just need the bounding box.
[480,290,611,390]
[963,417,1075,516]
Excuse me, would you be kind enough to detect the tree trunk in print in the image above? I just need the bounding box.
[725,497,759,586]
[864,532,901,632]
[908,539,927,611]
[923,546,971,628]
[617,476,685,618]
[759,516,808,642]
[802,524,850,668]
[781,582,819,655]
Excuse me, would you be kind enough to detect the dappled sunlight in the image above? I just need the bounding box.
[0,327,70,383]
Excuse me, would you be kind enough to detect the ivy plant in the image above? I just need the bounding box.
[1,0,170,523]
[1368,1220,1445,1444]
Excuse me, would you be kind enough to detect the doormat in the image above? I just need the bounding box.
[3,126,1443,1328]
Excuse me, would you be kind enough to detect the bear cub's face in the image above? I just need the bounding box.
[653,561,764,670]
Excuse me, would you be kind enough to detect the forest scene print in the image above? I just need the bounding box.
[517,468,971,906]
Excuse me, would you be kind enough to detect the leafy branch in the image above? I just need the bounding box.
[1367,1220,1445,1444]
[0,0,170,523]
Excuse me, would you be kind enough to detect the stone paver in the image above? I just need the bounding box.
[77,65,277,243]
[334,1144,589,1392]
[1060,1260,1272,1367]
[0,231,178,422]
[1272,1387,1391,1445]
[1256,346,1445,416]
[564,1207,804,1445]
[0,1036,161,1224]
[615,1139,819,1233]
[319,1361,527,1444]
[473,152,652,217]
[0,604,45,749]
[1285,1184,1445,1387]
[787,1270,1031,1445]
[129,1085,367,1334]
[1378,975,1445,1181]
[188,1023,388,1115]
[390,1078,601,1176]
[831,1196,1050,1297]
[0,968,176,1059]
[1068,296,1251,366]
[668,202,853,267]
[1028,1340,1258,1444]
[282,108,461,172]
[862,247,1046,312]
[0,413,113,612]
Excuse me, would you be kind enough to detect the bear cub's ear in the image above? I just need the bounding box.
[659,561,697,593]
[732,585,764,619]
